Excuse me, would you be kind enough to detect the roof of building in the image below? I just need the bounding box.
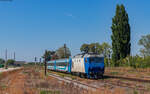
[14,61,26,64]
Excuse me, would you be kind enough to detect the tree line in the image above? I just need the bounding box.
[0,58,15,68]
[80,42,111,58]
[43,44,71,62]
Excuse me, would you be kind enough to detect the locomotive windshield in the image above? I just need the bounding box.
[89,57,104,63]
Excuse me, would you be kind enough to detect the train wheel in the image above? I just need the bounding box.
[86,75,90,79]
[94,75,98,80]
[80,73,85,78]
[83,74,86,78]
[79,73,82,78]
[98,75,103,79]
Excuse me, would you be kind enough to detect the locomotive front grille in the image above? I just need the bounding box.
[89,67,104,75]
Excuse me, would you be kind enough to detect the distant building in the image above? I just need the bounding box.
[14,61,26,66]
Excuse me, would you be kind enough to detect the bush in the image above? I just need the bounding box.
[7,59,15,66]
[0,64,4,68]
[106,56,150,68]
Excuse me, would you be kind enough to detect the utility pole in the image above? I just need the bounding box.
[95,43,97,54]
[38,58,41,70]
[35,57,37,65]
[44,58,47,76]
[34,57,37,70]
[14,52,16,61]
[64,44,66,58]
[5,49,8,69]
[39,58,41,65]
[44,50,47,76]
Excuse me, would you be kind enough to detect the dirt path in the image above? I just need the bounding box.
[6,71,26,94]
[0,67,21,73]
[0,67,89,94]
[0,68,37,94]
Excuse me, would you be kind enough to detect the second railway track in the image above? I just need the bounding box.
[103,74,150,83]
[49,71,150,92]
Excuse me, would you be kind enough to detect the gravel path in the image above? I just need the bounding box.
[0,67,21,73]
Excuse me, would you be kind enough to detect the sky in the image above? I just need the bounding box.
[0,0,149,62]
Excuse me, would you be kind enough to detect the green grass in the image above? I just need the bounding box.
[133,90,138,94]
[40,90,60,94]
[48,71,77,80]
[0,84,7,89]
[22,71,28,74]
[110,72,119,75]
[0,72,2,78]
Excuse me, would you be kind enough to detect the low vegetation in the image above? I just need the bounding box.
[105,56,150,68]
[40,90,60,94]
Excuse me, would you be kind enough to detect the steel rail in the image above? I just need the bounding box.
[103,74,150,83]
[49,73,99,91]
[49,72,150,92]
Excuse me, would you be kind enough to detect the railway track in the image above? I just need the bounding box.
[103,74,150,83]
[49,73,99,91]
[100,75,150,91]
[97,79,149,92]
[49,72,150,92]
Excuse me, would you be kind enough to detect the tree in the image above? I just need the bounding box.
[51,51,59,60]
[42,50,52,76]
[80,42,112,56]
[101,42,111,58]
[7,59,15,65]
[42,50,52,62]
[80,43,103,54]
[95,43,103,54]
[80,44,90,53]
[56,44,71,59]
[111,4,131,65]
[138,34,150,57]
[0,58,5,64]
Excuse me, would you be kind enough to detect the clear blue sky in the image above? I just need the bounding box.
[0,0,149,62]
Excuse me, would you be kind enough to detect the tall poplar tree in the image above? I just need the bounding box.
[111,4,131,65]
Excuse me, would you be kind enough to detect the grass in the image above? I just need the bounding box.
[48,71,77,80]
[110,72,119,75]
[22,71,28,74]
[0,72,2,78]
[40,90,60,94]
[1,67,88,94]
[0,84,7,89]
[133,90,138,94]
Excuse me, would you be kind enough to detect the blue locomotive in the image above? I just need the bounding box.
[47,53,105,78]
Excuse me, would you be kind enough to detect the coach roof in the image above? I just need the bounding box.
[73,53,103,58]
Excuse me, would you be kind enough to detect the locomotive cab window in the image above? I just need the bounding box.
[89,57,104,63]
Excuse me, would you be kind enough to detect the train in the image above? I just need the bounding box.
[47,53,105,79]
